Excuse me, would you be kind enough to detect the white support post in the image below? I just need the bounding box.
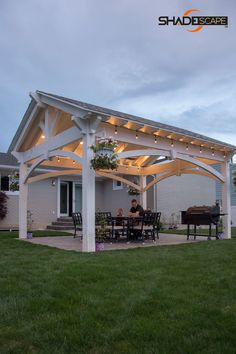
[72,114,101,252]
[221,160,231,239]
[153,175,157,212]
[140,175,147,210]
[19,163,28,239]
[82,131,96,252]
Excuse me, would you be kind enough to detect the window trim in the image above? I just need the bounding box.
[113,180,123,190]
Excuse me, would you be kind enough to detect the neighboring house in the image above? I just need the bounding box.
[1,151,235,229]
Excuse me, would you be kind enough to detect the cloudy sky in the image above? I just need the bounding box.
[0,0,235,155]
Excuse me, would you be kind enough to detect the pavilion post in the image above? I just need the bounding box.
[82,131,96,252]
[221,160,231,239]
[19,163,28,239]
[72,114,101,252]
[140,175,147,210]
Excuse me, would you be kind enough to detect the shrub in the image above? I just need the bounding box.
[0,192,8,220]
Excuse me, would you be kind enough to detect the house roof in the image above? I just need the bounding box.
[0,152,19,167]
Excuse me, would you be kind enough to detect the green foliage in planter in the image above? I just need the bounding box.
[128,184,140,196]
[90,138,118,170]
[90,138,118,153]
[0,192,8,220]
[95,214,107,242]
[91,154,118,170]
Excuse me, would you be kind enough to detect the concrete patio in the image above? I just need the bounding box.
[23,233,208,252]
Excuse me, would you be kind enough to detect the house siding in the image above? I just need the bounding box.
[156,174,215,226]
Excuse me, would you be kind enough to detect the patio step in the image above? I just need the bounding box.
[46,217,74,230]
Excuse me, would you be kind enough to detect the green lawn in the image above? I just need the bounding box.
[1,231,236,354]
[161,227,236,238]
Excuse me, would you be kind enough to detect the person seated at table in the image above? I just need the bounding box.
[117,208,124,217]
[116,208,124,228]
[128,199,144,217]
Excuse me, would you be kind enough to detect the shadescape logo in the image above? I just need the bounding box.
[158,9,228,32]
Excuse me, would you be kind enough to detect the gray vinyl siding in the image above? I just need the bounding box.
[215,164,236,206]
[231,165,236,206]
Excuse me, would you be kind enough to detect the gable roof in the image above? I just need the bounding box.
[0,152,19,167]
[37,91,236,150]
[8,90,236,153]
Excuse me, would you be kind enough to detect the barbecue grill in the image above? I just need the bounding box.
[181,204,223,240]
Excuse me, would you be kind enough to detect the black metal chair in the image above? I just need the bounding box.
[142,212,161,241]
[72,212,83,239]
[128,212,161,242]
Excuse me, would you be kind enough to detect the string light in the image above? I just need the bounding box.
[224,152,226,158]
[212,149,215,156]
[73,160,75,165]
[114,125,118,135]
[80,141,83,145]
[57,157,60,163]
[154,135,157,144]
[200,145,202,153]
[171,139,174,147]
[135,130,139,139]
[41,134,45,139]
[186,144,189,151]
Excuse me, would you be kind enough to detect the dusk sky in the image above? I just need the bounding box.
[0,0,235,154]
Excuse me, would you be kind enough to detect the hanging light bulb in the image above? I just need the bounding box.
[154,135,157,144]
[73,160,75,165]
[57,156,60,163]
[186,144,189,151]
[200,145,202,153]
[135,130,139,139]
[224,152,226,158]
[171,139,174,147]
[114,125,118,135]
[212,149,215,156]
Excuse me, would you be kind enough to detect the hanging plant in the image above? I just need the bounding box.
[90,138,118,170]
[9,172,19,192]
[127,179,140,196]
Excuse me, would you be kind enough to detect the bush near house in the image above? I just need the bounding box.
[0,191,8,220]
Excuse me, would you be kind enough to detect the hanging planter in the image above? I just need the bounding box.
[127,179,140,196]
[90,138,118,170]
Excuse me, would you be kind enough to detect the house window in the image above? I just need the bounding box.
[0,175,10,191]
[113,180,123,190]
[0,173,19,192]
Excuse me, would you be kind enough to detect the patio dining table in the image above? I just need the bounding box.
[110,216,143,241]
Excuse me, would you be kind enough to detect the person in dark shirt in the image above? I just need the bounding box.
[128,199,144,217]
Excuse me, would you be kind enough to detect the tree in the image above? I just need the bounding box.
[0,192,8,220]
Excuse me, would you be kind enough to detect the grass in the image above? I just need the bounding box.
[1,231,236,353]
[0,230,73,237]
[161,227,236,238]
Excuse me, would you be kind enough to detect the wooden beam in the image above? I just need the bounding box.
[96,171,141,191]
[19,126,82,163]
